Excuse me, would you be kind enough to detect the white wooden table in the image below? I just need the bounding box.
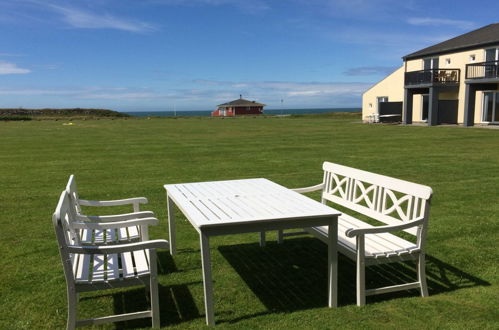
[164,178,340,325]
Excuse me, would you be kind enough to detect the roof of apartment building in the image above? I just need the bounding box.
[403,23,499,60]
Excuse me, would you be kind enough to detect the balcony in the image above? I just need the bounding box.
[466,60,499,80]
[405,69,460,87]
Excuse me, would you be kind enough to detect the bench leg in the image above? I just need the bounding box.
[259,231,266,247]
[66,287,77,330]
[277,230,283,244]
[418,254,429,297]
[356,235,366,306]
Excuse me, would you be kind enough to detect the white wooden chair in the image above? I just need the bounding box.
[53,190,169,329]
[66,175,156,244]
[278,162,432,306]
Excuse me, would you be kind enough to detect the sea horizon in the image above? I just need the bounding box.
[123,107,361,117]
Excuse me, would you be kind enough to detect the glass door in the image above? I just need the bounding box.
[421,94,429,121]
[483,92,499,123]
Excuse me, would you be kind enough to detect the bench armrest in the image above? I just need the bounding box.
[345,217,424,238]
[76,211,155,222]
[66,239,169,254]
[79,197,148,207]
[292,183,324,194]
[72,217,159,230]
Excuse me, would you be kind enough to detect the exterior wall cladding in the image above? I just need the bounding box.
[362,23,499,126]
[212,106,263,117]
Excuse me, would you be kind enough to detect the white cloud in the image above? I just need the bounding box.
[46,3,156,32]
[191,79,370,107]
[407,17,475,29]
[0,61,30,75]
[79,92,161,100]
[0,79,368,109]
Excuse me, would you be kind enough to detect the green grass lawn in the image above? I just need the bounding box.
[1,113,498,329]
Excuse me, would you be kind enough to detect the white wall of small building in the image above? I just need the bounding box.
[362,66,404,121]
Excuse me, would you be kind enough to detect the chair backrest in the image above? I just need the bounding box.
[66,174,82,214]
[321,162,432,237]
[53,190,78,286]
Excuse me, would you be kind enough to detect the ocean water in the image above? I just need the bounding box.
[123,108,360,117]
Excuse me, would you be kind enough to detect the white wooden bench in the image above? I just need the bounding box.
[66,175,157,244]
[53,190,169,329]
[278,162,432,306]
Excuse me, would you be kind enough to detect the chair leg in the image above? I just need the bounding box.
[418,254,429,297]
[149,252,160,328]
[356,235,366,306]
[277,230,283,244]
[66,287,77,330]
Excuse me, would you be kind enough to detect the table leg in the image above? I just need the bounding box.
[200,232,215,326]
[167,194,177,255]
[328,219,338,308]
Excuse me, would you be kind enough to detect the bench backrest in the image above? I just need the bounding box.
[321,162,432,237]
[66,174,82,214]
[53,190,79,286]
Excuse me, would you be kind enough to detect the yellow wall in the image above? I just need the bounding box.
[363,45,499,124]
[362,66,404,121]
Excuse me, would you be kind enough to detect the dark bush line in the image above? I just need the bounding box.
[0,116,32,121]
[0,108,129,118]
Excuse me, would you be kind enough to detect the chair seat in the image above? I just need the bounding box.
[71,249,150,284]
[77,226,141,245]
[313,213,418,259]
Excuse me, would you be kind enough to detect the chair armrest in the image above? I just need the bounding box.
[292,183,324,194]
[76,211,155,222]
[79,197,148,207]
[72,217,159,230]
[66,239,169,254]
[345,217,424,238]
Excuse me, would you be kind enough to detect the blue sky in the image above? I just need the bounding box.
[1,0,498,111]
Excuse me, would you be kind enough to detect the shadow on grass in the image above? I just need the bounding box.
[79,250,202,329]
[218,237,490,313]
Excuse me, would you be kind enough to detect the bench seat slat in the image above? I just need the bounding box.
[121,252,135,278]
[80,228,92,244]
[93,230,105,244]
[314,214,416,258]
[73,254,90,282]
[107,254,120,281]
[92,254,106,282]
[118,227,128,241]
[133,250,149,276]
[128,226,140,241]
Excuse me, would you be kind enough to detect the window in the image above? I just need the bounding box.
[485,48,498,62]
[469,54,476,62]
[423,57,439,70]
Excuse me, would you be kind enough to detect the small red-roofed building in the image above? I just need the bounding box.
[211,95,265,117]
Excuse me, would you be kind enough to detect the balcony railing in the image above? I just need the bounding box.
[466,60,499,79]
[405,69,460,86]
